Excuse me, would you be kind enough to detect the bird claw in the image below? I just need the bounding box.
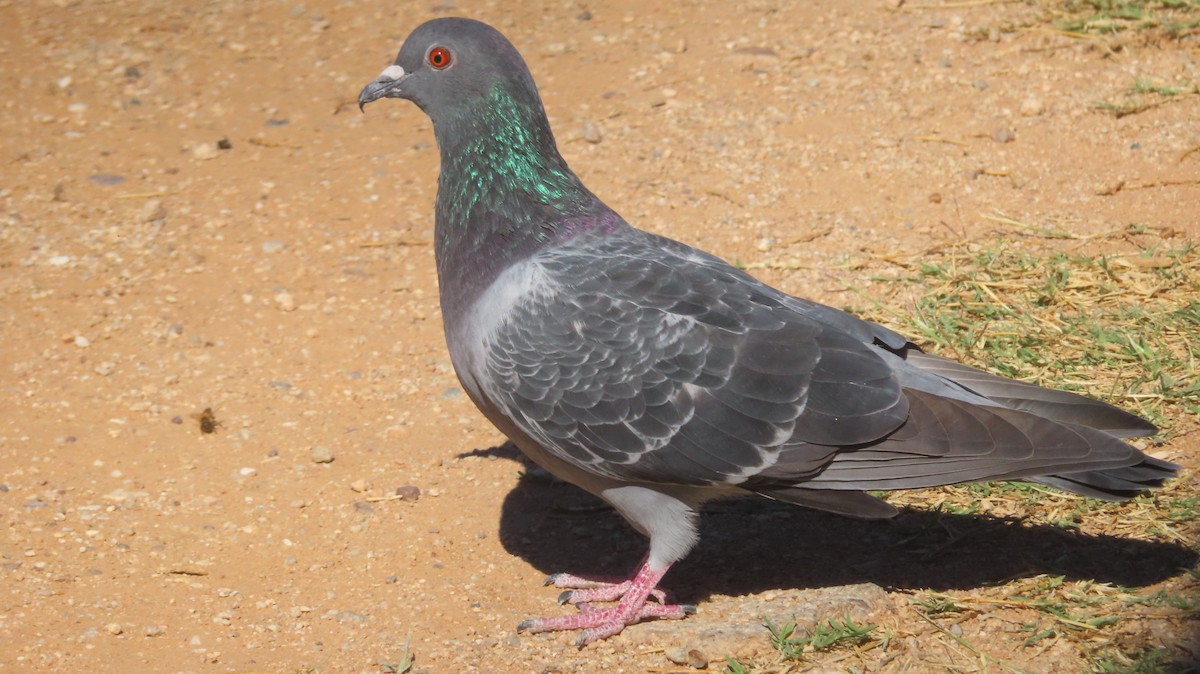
[518,564,691,646]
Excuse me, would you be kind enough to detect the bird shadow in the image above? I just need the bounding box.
[470,444,1197,604]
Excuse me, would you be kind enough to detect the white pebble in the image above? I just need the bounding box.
[192,143,220,160]
[274,292,296,312]
[73,336,90,348]
[238,467,257,477]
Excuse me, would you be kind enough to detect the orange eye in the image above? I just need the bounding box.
[428,47,451,69]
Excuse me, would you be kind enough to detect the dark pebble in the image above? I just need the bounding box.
[89,174,126,186]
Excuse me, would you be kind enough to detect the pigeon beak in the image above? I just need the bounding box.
[358,64,411,112]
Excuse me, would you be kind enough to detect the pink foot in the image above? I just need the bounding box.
[518,562,694,647]
[545,572,668,604]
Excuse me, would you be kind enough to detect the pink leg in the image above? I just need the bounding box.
[517,561,695,647]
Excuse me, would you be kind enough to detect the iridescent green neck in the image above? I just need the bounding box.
[434,83,596,238]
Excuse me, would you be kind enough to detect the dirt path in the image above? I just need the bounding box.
[2,1,1197,672]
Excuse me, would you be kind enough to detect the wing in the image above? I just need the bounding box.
[480,230,909,486]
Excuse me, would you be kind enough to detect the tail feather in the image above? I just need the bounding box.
[902,350,1157,438]
[1033,456,1179,501]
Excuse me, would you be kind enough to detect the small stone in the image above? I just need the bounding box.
[394,485,421,501]
[664,647,707,667]
[144,625,165,637]
[89,173,126,186]
[49,255,72,267]
[192,143,220,160]
[1019,97,1044,116]
[581,121,602,144]
[274,291,296,312]
[993,127,1016,143]
[350,479,370,493]
[261,240,286,254]
[140,199,166,223]
[94,361,116,376]
[665,647,690,665]
[238,467,257,477]
[105,622,123,635]
[972,79,989,90]
[73,335,90,348]
[216,137,232,150]
[310,446,334,464]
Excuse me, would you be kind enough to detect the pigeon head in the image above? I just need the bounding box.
[358,17,540,124]
[359,17,610,273]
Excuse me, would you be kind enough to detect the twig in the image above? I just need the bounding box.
[914,135,970,147]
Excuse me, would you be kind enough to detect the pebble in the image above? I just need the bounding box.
[105,623,122,635]
[49,255,72,267]
[192,143,220,160]
[310,446,334,464]
[350,479,370,493]
[993,126,1016,143]
[144,625,165,637]
[261,240,286,253]
[1019,97,1045,116]
[88,173,126,186]
[73,335,90,348]
[581,121,603,144]
[274,291,296,312]
[665,647,708,668]
[238,467,257,477]
[394,485,421,501]
[140,199,166,223]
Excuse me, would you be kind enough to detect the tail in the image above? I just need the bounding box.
[751,349,1176,516]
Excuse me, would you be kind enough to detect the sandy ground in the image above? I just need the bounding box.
[2,0,1198,672]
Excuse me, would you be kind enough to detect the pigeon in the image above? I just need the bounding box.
[358,17,1176,647]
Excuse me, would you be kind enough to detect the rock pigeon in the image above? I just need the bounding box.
[358,17,1176,647]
